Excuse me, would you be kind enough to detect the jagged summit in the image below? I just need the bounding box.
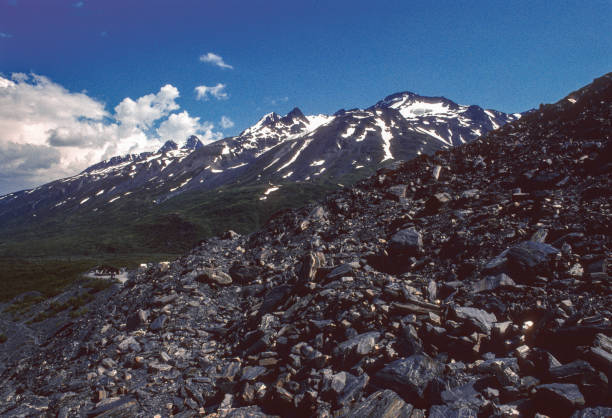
[157,140,178,154]
[241,107,310,137]
[182,135,204,151]
[282,107,308,124]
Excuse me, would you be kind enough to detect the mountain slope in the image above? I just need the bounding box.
[0,92,517,223]
[0,73,609,417]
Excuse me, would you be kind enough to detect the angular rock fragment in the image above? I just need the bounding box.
[483,241,560,283]
[150,314,167,331]
[195,268,233,285]
[260,285,292,314]
[343,389,414,418]
[535,383,585,416]
[452,306,497,334]
[334,331,380,366]
[229,263,260,285]
[86,397,138,417]
[389,228,423,256]
[373,354,442,406]
[471,273,517,293]
[387,185,407,200]
[428,404,478,418]
[424,192,452,214]
[298,252,325,282]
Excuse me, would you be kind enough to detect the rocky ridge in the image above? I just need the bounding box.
[0,73,610,417]
[0,92,516,223]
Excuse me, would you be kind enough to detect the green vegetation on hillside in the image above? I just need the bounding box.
[0,255,164,302]
[0,174,372,301]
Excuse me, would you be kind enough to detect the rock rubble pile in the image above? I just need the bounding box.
[0,74,610,417]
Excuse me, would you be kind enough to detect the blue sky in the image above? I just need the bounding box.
[0,0,610,193]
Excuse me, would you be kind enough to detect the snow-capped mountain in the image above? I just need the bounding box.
[371,92,517,145]
[0,92,518,220]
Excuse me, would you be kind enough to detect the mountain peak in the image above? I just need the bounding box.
[255,112,281,128]
[183,135,204,150]
[373,91,457,110]
[157,140,178,154]
[286,107,306,120]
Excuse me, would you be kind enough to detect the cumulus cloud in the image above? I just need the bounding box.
[199,52,233,69]
[114,84,179,129]
[157,111,220,144]
[0,73,226,194]
[195,83,228,101]
[220,116,234,129]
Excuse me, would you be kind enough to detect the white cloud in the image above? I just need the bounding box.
[157,111,220,144]
[114,84,179,129]
[0,33,13,39]
[220,116,234,129]
[0,73,222,194]
[199,52,233,69]
[195,83,228,101]
[73,1,84,7]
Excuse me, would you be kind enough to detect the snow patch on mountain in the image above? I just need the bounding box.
[373,119,394,162]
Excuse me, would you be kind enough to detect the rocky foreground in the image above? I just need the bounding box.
[0,74,611,417]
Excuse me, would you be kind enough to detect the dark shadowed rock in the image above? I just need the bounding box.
[506,241,560,281]
[424,192,452,214]
[483,241,560,282]
[387,185,407,201]
[229,263,259,285]
[389,228,423,256]
[260,285,292,314]
[195,267,233,285]
[535,383,585,416]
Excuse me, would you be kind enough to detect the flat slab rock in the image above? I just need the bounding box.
[452,306,497,334]
[535,383,586,415]
[484,240,560,281]
[86,397,138,417]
